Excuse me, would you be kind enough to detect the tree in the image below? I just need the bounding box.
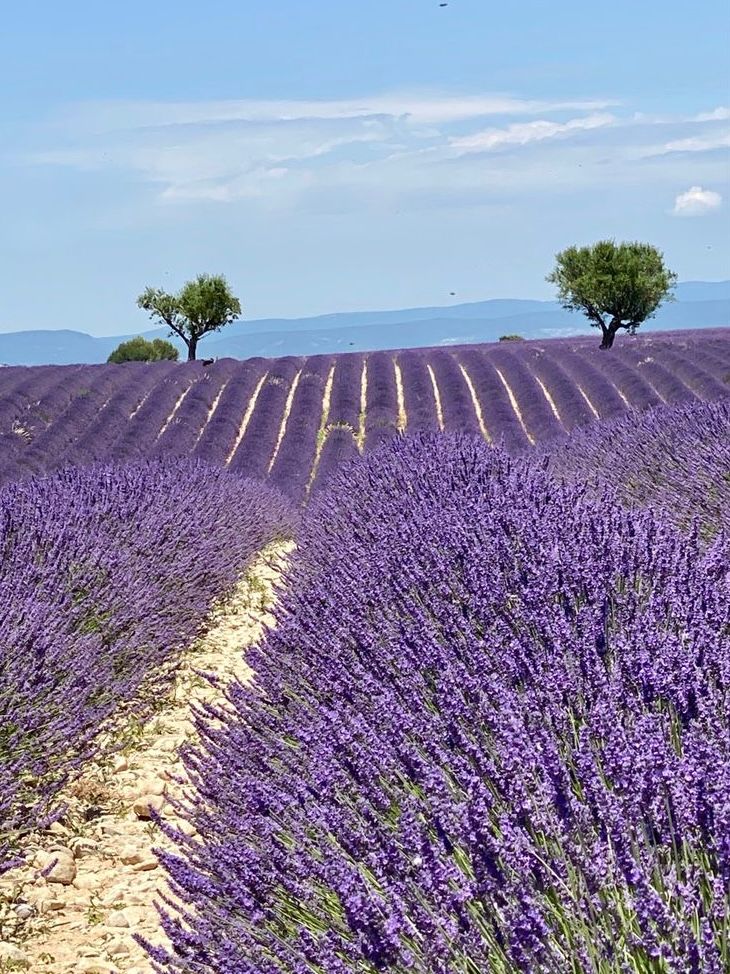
[136,274,241,362]
[546,240,677,349]
[107,336,179,364]
[499,334,524,342]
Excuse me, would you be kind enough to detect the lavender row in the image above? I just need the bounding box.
[192,359,268,466]
[152,433,730,972]
[0,460,294,870]
[487,347,564,441]
[0,332,727,491]
[426,350,481,435]
[567,345,663,410]
[397,350,440,433]
[545,397,730,539]
[2,366,129,482]
[0,367,90,478]
[454,349,531,451]
[311,426,360,496]
[0,368,41,431]
[512,346,594,430]
[538,346,626,421]
[612,344,698,403]
[0,366,85,436]
[364,351,399,450]
[64,363,177,469]
[268,356,332,504]
[20,366,103,444]
[681,343,730,385]
[327,353,363,429]
[624,335,730,390]
[229,357,302,478]
[107,367,202,462]
[152,359,241,458]
[644,348,728,400]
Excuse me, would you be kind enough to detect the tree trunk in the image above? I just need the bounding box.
[599,319,621,350]
[186,337,197,362]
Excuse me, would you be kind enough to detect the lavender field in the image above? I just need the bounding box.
[0,462,292,872]
[152,428,730,973]
[0,329,728,500]
[1,330,729,973]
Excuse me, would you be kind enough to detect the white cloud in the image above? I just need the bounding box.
[449,113,615,153]
[24,92,622,204]
[20,92,730,209]
[632,106,730,125]
[667,131,730,152]
[51,93,619,134]
[653,130,730,155]
[694,107,730,122]
[672,185,723,216]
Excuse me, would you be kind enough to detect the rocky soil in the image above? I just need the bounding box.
[0,540,292,973]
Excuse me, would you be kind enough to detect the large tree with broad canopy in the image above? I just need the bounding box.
[547,240,677,349]
[137,274,242,361]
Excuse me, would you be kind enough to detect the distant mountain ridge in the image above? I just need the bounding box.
[1,281,727,366]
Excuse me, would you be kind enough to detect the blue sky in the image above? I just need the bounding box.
[1,0,728,335]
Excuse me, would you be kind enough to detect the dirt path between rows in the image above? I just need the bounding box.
[0,540,293,973]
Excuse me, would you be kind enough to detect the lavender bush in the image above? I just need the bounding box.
[151,433,729,973]
[0,460,294,870]
[546,397,730,539]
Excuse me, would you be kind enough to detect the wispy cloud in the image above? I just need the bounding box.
[672,185,723,216]
[50,92,619,133]
[693,107,730,122]
[632,106,730,125]
[449,114,615,153]
[20,91,730,209]
[658,131,730,154]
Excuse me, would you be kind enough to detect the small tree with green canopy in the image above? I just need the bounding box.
[546,240,677,349]
[107,336,179,364]
[137,274,241,362]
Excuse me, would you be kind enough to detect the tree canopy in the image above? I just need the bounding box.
[107,336,179,364]
[137,274,241,361]
[546,240,677,349]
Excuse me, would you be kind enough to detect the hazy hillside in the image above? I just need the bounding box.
[0,282,727,366]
